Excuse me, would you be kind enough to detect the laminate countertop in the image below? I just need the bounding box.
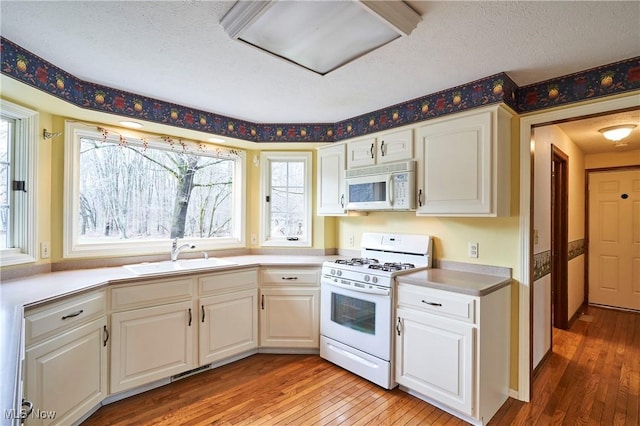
[396,268,512,297]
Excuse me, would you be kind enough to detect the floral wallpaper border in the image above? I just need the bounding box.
[1,37,639,143]
[533,239,586,281]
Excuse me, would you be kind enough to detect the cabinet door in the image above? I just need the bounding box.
[110,301,195,393]
[259,288,320,348]
[416,110,492,215]
[347,137,377,168]
[378,129,413,164]
[395,307,474,416]
[317,144,346,215]
[199,289,258,365]
[24,318,107,426]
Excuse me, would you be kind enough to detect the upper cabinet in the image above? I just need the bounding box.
[347,129,413,168]
[317,144,347,216]
[415,105,513,217]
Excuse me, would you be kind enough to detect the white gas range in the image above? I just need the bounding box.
[320,233,433,389]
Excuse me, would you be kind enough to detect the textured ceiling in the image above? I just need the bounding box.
[1,1,639,125]
[1,1,640,154]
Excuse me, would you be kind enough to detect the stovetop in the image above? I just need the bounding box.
[334,258,417,272]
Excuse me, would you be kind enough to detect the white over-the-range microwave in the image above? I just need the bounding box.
[345,161,416,211]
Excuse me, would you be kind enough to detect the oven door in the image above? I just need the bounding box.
[320,278,392,361]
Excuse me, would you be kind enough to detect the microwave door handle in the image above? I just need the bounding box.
[388,175,394,206]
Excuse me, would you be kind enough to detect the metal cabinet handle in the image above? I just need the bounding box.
[61,309,83,320]
[188,308,192,326]
[340,194,344,208]
[418,189,423,207]
[261,294,265,310]
[380,140,385,156]
[421,300,442,307]
[396,317,402,336]
[370,143,374,159]
[201,305,205,323]
[22,398,34,419]
[103,325,109,347]
[281,276,298,280]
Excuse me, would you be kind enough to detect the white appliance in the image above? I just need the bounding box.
[320,232,433,389]
[345,161,416,211]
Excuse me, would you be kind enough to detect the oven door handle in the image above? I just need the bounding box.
[322,279,390,296]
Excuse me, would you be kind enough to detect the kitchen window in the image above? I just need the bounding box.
[260,152,312,247]
[64,122,246,258]
[0,100,38,266]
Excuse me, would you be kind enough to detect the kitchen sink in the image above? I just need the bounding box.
[123,258,238,276]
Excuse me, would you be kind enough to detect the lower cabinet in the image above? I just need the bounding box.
[110,300,196,393]
[259,267,320,349]
[199,288,258,364]
[23,290,108,426]
[395,282,510,425]
[259,287,320,348]
[395,306,474,415]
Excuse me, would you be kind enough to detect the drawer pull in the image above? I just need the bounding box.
[22,399,34,418]
[421,300,442,307]
[396,317,402,336]
[281,276,298,280]
[61,309,84,320]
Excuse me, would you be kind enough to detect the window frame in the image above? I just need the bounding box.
[63,121,246,259]
[0,100,38,267]
[260,151,312,247]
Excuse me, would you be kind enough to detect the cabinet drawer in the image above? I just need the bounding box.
[397,284,476,323]
[25,290,106,346]
[260,268,319,286]
[198,268,258,295]
[110,277,194,311]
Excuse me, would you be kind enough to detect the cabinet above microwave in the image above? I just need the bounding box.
[347,129,413,169]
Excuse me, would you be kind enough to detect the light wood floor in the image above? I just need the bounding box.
[83,306,639,425]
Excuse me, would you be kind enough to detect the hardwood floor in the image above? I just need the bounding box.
[83,306,639,425]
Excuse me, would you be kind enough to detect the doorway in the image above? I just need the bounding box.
[551,145,569,329]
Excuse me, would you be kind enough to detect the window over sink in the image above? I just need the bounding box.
[63,122,246,258]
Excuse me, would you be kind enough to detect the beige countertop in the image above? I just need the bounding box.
[396,268,512,297]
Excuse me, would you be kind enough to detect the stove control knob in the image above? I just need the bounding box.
[336,270,342,277]
[330,269,336,275]
[364,275,370,282]
[372,276,378,284]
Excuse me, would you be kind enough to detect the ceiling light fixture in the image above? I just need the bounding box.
[220,0,421,75]
[598,124,636,141]
[119,121,143,129]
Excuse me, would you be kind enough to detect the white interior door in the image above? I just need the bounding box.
[588,169,640,310]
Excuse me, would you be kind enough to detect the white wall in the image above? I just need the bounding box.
[531,124,586,369]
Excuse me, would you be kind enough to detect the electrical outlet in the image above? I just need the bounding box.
[251,234,257,245]
[40,241,50,259]
[468,242,478,258]
[348,235,354,247]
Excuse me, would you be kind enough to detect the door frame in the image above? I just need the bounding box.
[517,92,640,402]
[551,145,569,330]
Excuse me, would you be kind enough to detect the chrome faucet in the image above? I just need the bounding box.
[171,238,195,261]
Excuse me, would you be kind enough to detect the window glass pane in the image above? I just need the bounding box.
[268,159,306,239]
[78,137,234,244]
[0,117,12,249]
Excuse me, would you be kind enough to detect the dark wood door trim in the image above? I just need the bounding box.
[551,145,569,330]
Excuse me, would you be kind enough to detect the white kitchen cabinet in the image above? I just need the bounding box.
[23,291,107,426]
[109,276,196,393]
[347,129,413,169]
[198,268,258,365]
[259,267,320,349]
[316,143,347,215]
[110,300,196,393]
[415,105,512,216]
[395,282,510,425]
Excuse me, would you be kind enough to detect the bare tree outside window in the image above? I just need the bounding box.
[78,137,233,244]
